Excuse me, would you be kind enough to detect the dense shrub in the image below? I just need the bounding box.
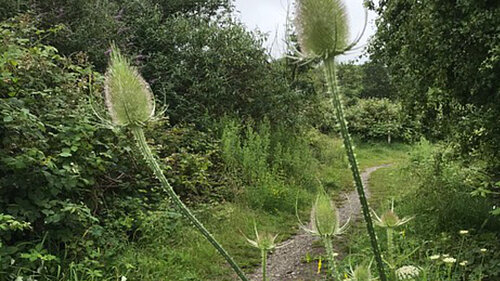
[402,140,500,233]
[370,0,500,172]
[345,98,411,142]
[220,119,318,213]
[0,17,227,279]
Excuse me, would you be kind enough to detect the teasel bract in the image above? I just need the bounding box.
[294,1,387,280]
[101,46,249,281]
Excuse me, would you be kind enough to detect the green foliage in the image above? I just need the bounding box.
[1,0,230,70]
[0,16,227,279]
[345,98,409,142]
[369,0,500,172]
[135,14,305,127]
[344,154,500,281]
[220,119,317,213]
[401,140,499,234]
[336,62,395,104]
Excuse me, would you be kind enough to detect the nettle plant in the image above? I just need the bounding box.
[293,0,387,280]
[99,47,250,281]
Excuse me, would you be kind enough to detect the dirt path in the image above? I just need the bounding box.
[248,164,392,281]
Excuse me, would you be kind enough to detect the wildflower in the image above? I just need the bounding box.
[429,254,440,260]
[300,191,349,237]
[459,261,468,266]
[295,0,349,58]
[442,254,450,257]
[443,257,456,264]
[459,230,469,235]
[317,258,322,274]
[104,46,154,127]
[244,223,280,252]
[395,265,421,280]
[480,248,487,253]
[372,200,413,229]
[120,277,127,281]
[345,263,374,281]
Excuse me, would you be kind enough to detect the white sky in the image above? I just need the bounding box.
[233,0,377,63]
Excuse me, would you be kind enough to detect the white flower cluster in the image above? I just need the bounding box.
[396,265,421,280]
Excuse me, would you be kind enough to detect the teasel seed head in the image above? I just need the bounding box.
[295,0,349,58]
[104,45,154,127]
[301,190,349,237]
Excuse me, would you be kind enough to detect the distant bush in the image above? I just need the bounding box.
[345,98,413,142]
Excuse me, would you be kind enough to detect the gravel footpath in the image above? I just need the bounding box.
[248,164,392,281]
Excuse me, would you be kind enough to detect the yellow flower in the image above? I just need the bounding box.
[317,258,322,274]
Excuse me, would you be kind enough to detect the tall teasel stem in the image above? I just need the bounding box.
[323,237,341,281]
[261,249,268,281]
[322,57,387,281]
[101,46,248,281]
[130,126,249,281]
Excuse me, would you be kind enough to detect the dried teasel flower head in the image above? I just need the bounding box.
[104,45,154,127]
[295,0,349,58]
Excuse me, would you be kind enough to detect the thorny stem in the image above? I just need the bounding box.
[323,237,341,281]
[387,228,394,264]
[262,249,268,281]
[387,228,396,281]
[130,126,249,281]
[323,57,387,281]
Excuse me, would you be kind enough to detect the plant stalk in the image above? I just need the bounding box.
[323,57,387,281]
[262,249,268,281]
[323,236,341,281]
[130,126,249,281]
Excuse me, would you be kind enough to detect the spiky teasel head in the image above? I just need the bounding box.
[243,222,286,252]
[301,190,349,237]
[104,45,154,127]
[295,0,349,58]
[346,262,374,281]
[372,200,414,229]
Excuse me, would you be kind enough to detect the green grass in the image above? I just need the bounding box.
[114,203,302,281]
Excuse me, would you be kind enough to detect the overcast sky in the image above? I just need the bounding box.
[233,0,377,63]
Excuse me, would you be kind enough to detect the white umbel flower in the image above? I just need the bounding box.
[429,254,440,260]
[395,265,421,280]
[443,257,457,264]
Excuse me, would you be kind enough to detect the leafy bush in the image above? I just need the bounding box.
[345,98,411,142]
[402,140,499,234]
[220,119,318,213]
[0,16,227,279]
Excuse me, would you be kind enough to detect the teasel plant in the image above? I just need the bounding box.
[292,0,387,280]
[243,222,290,281]
[345,261,376,281]
[93,46,249,281]
[372,200,415,281]
[297,189,349,280]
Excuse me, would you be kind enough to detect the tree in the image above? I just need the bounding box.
[369,0,500,171]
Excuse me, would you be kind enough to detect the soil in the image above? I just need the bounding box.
[248,164,392,281]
